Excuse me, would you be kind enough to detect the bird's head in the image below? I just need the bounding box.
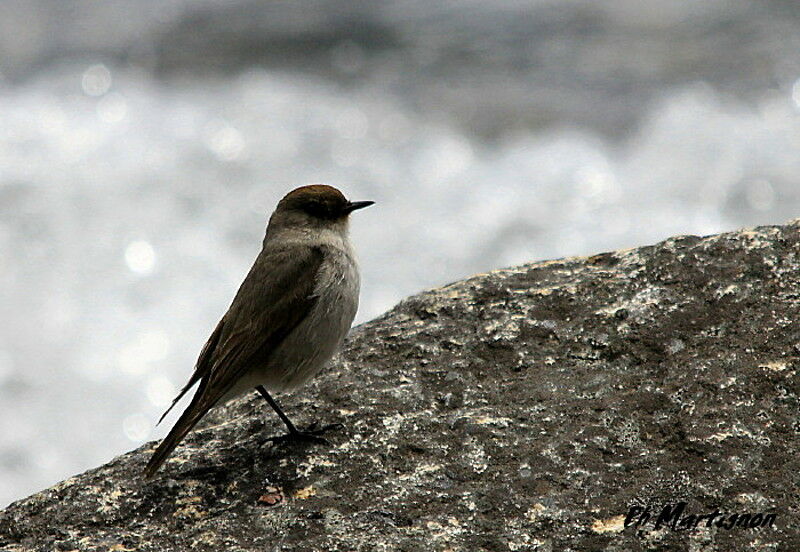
[268,185,374,235]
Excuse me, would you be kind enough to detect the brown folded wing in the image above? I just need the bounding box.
[144,244,324,477]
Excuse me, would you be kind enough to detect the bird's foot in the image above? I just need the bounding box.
[265,422,344,446]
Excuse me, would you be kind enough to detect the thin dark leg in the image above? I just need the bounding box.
[255,385,343,445]
[256,385,299,434]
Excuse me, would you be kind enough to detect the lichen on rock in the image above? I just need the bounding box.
[2,222,800,551]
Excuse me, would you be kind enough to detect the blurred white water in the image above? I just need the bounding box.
[2,1,800,507]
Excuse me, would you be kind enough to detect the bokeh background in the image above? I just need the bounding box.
[2,0,800,506]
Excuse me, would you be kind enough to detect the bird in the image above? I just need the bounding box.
[143,185,373,477]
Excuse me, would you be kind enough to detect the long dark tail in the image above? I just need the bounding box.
[143,389,214,478]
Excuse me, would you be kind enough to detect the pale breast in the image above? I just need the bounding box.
[252,246,360,392]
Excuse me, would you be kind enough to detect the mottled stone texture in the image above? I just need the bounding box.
[3,223,800,551]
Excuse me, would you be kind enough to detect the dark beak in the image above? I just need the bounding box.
[344,200,375,214]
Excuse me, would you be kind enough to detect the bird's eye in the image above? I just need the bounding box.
[303,200,328,218]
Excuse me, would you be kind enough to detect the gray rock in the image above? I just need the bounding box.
[2,222,800,551]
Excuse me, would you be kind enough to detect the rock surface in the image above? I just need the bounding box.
[2,223,800,551]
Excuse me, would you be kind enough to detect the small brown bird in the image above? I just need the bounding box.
[144,185,373,477]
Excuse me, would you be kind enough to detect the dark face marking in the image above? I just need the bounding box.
[278,185,373,220]
[297,195,350,220]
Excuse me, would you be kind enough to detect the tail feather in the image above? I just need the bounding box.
[143,392,214,478]
[156,378,198,426]
[156,320,225,426]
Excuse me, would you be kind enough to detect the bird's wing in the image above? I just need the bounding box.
[203,243,326,396]
[157,317,224,425]
[145,244,324,477]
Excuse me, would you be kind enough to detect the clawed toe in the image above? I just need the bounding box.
[265,432,329,446]
[265,422,344,446]
[304,422,344,434]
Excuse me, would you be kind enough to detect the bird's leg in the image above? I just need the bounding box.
[256,385,299,433]
[255,385,342,445]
